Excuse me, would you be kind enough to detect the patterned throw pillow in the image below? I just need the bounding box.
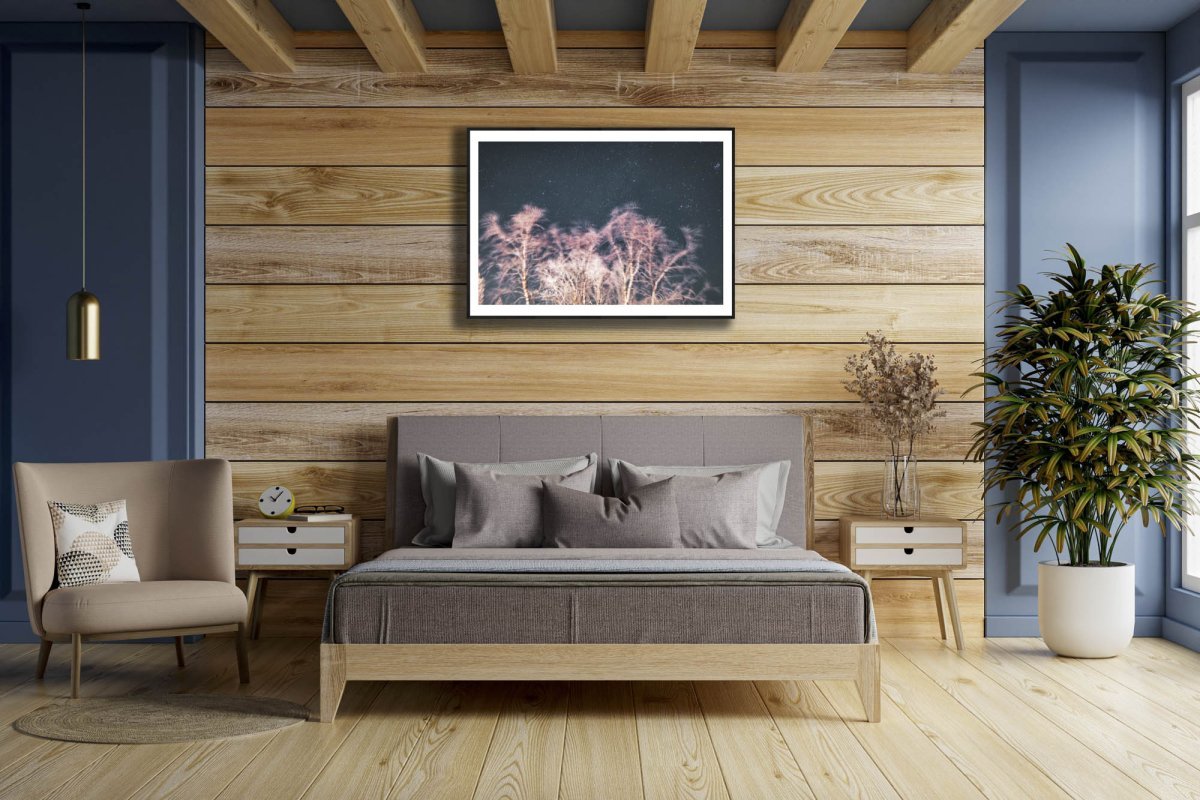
[47,500,141,588]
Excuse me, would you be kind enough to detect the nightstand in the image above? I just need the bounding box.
[840,516,967,650]
[235,516,360,639]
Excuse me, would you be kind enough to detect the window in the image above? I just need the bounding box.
[1184,75,1200,591]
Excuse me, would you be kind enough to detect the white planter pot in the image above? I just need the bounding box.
[1038,561,1135,658]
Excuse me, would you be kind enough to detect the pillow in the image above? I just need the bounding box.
[609,458,793,547]
[414,451,598,546]
[47,500,141,588]
[543,478,681,549]
[617,463,760,549]
[452,461,598,548]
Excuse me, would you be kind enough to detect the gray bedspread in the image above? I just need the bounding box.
[324,547,875,645]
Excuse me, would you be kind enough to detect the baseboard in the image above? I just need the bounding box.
[1163,617,1200,652]
[986,615,1163,637]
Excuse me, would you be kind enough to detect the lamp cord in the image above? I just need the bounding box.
[80,3,86,291]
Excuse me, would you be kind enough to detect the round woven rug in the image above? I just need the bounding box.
[13,694,310,743]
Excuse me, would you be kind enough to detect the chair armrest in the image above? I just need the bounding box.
[167,459,236,583]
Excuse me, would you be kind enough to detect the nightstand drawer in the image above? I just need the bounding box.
[854,525,963,545]
[854,547,964,567]
[238,547,347,567]
[237,525,346,545]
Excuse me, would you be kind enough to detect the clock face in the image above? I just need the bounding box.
[258,485,295,519]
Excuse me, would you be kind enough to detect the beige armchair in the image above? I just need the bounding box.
[12,459,249,697]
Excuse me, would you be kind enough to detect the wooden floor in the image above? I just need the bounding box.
[0,637,1199,799]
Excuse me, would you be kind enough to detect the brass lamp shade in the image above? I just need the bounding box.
[67,289,100,360]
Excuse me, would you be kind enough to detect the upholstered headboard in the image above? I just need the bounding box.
[386,415,814,549]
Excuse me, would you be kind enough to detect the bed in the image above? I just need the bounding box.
[319,416,879,722]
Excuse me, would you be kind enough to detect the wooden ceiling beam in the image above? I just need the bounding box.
[177,0,295,72]
[645,0,708,73]
[334,0,427,72]
[776,0,870,72]
[495,0,558,73]
[907,0,1024,72]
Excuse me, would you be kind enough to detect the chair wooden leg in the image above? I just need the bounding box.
[235,623,250,684]
[36,639,52,680]
[70,634,82,699]
[175,636,186,669]
[245,571,263,641]
[857,643,881,723]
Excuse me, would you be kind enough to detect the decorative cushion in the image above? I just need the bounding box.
[414,452,598,547]
[452,461,598,548]
[543,478,682,549]
[48,500,140,588]
[617,463,760,549]
[609,458,793,547]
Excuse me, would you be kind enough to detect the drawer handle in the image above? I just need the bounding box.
[903,526,914,534]
[286,547,297,555]
[903,548,914,555]
[286,526,297,534]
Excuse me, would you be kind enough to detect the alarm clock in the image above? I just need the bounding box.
[258,485,295,519]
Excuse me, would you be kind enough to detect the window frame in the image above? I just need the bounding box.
[1182,74,1200,592]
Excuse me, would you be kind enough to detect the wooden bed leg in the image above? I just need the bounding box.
[320,644,346,724]
[857,643,881,723]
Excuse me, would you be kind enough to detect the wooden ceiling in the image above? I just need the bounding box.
[182,0,1025,74]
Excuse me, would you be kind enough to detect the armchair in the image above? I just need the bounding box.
[12,459,249,697]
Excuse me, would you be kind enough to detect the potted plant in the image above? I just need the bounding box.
[844,332,945,518]
[970,246,1200,657]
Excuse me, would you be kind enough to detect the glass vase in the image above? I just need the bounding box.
[882,455,920,518]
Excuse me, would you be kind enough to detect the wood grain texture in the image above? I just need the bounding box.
[228,459,982,520]
[776,0,870,72]
[179,0,295,73]
[333,0,427,73]
[206,29,910,50]
[559,683,644,800]
[207,343,984,402]
[205,224,984,285]
[645,0,707,73]
[205,167,464,225]
[871,578,982,638]
[204,284,983,343]
[205,107,984,166]
[205,48,983,108]
[908,0,1024,73]
[736,225,983,284]
[205,225,463,284]
[204,401,981,462]
[472,682,568,800]
[737,166,983,225]
[631,682,730,800]
[495,0,558,73]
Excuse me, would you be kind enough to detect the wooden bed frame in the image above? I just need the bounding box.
[320,641,880,722]
[319,415,880,724]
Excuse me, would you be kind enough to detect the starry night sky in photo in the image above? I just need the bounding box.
[476,138,727,294]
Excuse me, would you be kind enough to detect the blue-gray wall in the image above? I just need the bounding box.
[0,23,204,641]
[1163,9,1200,650]
[984,32,1167,636]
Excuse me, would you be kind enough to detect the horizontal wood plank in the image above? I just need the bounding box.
[207,343,984,402]
[206,225,463,284]
[206,107,983,167]
[737,166,983,225]
[229,459,981,520]
[206,29,910,50]
[204,225,984,285]
[206,166,981,225]
[736,226,983,284]
[205,48,982,108]
[206,167,464,225]
[205,284,984,344]
[204,401,981,462]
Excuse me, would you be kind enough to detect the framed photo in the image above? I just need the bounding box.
[469,128,734,318]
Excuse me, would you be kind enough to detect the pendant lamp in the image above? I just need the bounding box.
[67,2,98,361]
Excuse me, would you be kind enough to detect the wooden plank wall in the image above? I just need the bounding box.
[203,39,986,637]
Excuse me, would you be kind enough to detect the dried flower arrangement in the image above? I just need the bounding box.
[843,331,946,458]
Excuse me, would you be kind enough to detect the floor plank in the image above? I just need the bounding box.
[559,683,643,800]
[632,681,729,800]
[473,682,569,800]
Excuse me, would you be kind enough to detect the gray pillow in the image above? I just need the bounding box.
[609,458,793,548]
[452,461,598,548]
[414,451,598,546]
[543,478,681,549]
[617,462,760,549]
